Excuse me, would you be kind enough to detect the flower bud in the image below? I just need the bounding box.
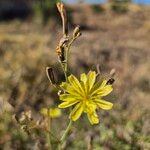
[46,67,56,85]
[56,46,65,62]
[73,25,81,38]
[106,78,115,85]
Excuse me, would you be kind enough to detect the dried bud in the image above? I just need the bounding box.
[96,64,101,76]
[110,68,116,77]
[73,25,81,38]
[56,2,65,15]
[25,110,32,120]
[15,110,38,135]
[107,78,115,85]
[59,37,69,47]
[56,46,65,62]
[57,2,68,36]
[46,67,56,85]
[56,46,61,56]
[19,110,32,124]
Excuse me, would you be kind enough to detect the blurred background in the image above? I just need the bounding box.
[0,0,150,149]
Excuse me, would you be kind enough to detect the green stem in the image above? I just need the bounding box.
[58,39,74,149]
[60,119,73,142]
[68,37,76,52]
[47,109,52,150]
[60,62,67,81]
[59,47,69,82]
[58,120,73,150]
[64,50,69,80]
[58,53,73,149]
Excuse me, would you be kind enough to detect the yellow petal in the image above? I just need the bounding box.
[68,75,84,94]
[85,101,97,113]
[96,85,113,96]
[80,73,88,93]
[59,94,81,101]
[40,108,61,118]
[90,80,107,94]
[80,71,96,93]
[60,82,70,90]
[94,99,113,110]
[87,110,99,125]
[49,108,61,118]
[91,84,113,97]
[85,102,99,124]
[69,102,83,121]
[87,71,96,90]
[100,80,107,87]
[40,108,48,116]
[80,73,87,84]
[60,82,82,97]
[58,99,80,108]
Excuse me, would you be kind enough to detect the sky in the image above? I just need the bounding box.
[63,0,150,4]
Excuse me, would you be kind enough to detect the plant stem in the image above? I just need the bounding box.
[58,46,73,149]
[59,47,69,82]
[60,119,73,142]
[64,50,69,80]
[47,109,52,150]
[58,120,73,150]
[68,37,76,53]
[60,62,67,80]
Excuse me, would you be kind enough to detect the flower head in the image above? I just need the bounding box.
[58,71,113,124]
[40,108,62,118]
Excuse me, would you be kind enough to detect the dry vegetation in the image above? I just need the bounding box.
[0,4,150,150]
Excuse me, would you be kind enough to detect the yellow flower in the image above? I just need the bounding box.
[40,108,61,118]
[58,71,113,124]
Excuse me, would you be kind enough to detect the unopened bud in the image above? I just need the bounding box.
[73,25,81,38]
[57,2,68,36]
[96,64,101,75]
[56,2,64,13]
[46,67,56,85]
[56,46,65,62]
